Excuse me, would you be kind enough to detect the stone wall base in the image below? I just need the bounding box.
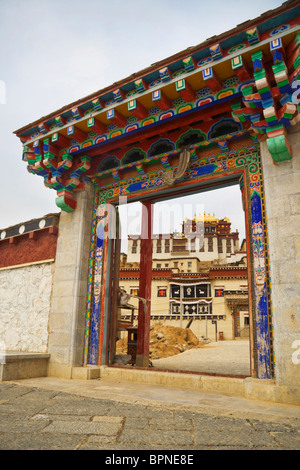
[47,362,101,380]
[0,353,50,381]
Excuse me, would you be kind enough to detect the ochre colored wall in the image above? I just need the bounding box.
[0,228,58,268]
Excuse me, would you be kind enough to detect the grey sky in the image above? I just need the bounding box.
[0,0,283,232]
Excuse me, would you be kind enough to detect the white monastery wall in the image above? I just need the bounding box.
[0,261,54,353]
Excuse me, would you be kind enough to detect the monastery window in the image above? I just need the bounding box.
[218,239,223,253]
[165,239,170,253]
[156,263,161,268]
[157,287,167,297]
[174,262,178,268]
[196,284,210,297]
[165,263,169,268]
[215,288,224,297]
[157,239,162,253]
[171,285,180,298]
[184,286,195,298]
[226,239,231,253]
[208,238,213,252]
[130,287,139,296]
[198,304,210,314]
[188,262,192,268]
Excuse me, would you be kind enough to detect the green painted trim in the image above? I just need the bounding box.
[55,195,75,213]
[267,135,292,162]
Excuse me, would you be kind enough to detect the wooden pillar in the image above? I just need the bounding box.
[136,201,153,367]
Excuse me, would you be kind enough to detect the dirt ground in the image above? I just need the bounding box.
[115,323,251,376]
[116,322,206,360]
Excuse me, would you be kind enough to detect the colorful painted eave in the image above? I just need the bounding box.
[14,1,300,212]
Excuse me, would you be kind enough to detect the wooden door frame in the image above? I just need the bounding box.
[84,144,274,380]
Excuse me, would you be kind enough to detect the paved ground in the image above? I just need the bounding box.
[0,377,300,451]
[152,340,251,376]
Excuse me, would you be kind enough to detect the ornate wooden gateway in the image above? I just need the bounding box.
[14,1,300,380]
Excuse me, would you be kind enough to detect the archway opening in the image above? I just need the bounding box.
[114,183,251,377]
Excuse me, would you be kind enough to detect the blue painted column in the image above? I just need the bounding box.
[250,189,271,379]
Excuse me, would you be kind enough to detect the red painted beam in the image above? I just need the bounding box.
[176,79,197,102]
[85,101,233,159]
[128,99,149,120]
[67,125,88,143]
[136,201,153,367]
[152,89,172,110]
[87,117,107,135]
[51,132,71,150]
[107,109,127,128]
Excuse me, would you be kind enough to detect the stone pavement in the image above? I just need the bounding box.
[0,377,300,451]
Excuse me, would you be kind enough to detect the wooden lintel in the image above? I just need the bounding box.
[86,101,233,158]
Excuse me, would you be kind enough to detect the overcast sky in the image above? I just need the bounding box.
[0,0,283,236]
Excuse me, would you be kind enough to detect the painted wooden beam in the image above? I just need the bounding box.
[38,122,50,134]
[202,67,222,92]
[55,115,67,127]
[106,108,127,128]
[134,78,148,93]
[51,132,72,150]
[128,99,148,120]
[71,107,85,120]
[113,88,126,102]
[91,97,104,112]
[209,43,223,61]
[136,200,153,368]
[87,117,107,135]
[182,56,196,73]
[231,55,251,82]
[176,78,197,102]
[67,124,88,142]
[152,89,172,110]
